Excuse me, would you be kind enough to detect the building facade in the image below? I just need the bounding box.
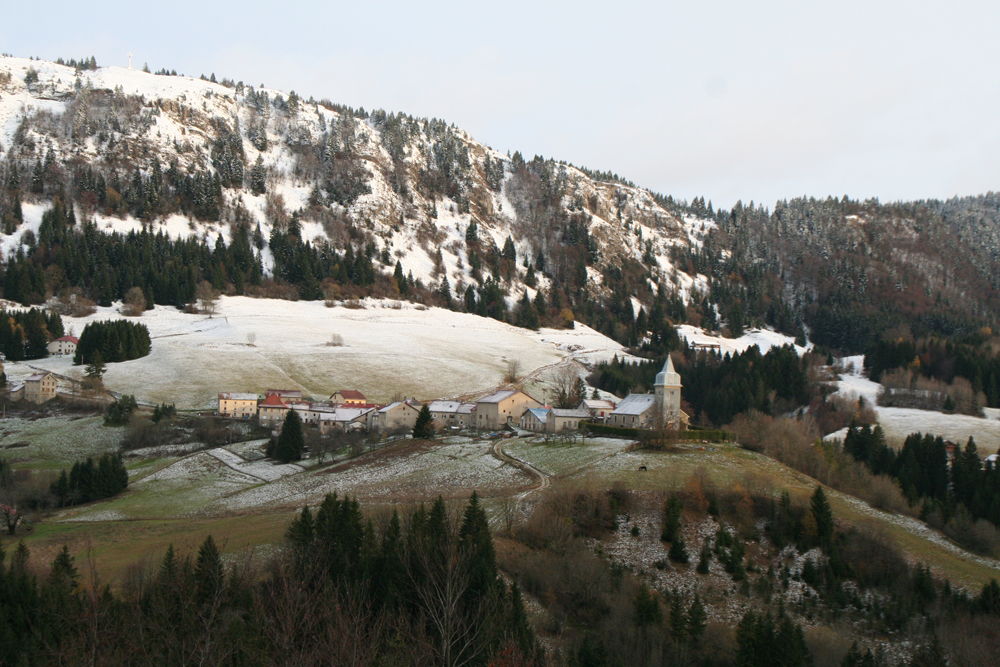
[24,372,57,404]
[218,392,259,419]
[474,390,542,430]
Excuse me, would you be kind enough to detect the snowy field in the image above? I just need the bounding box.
[829,356,1000,452]
[12,296,634,409]
[0,415,121,466]
[676,325,807,356]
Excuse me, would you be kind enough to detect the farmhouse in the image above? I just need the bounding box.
[318,406,374,434]
[549,408,589,432]
[474,390,542,430]
[370,401,422,431]
[330,390,367,406]
[428,400,476,428]
[24,372,57,404]
[257,393,290,426]
[578,398,616,421]
[47,335,78,356]
[218,392,259,419]
[518,408,549,432]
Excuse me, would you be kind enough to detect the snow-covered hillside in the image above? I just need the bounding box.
[828,357,1000,453]
[0,56,716,309]
[6,296,629,408]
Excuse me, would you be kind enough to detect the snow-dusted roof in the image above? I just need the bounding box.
[25,372,52,382]
[318,407,373,422]
[219,392,258,401]
[429,400,462,413]
[457,403,475,414]
[609,394,657,416]
[379,401,416,414]
[54,336,79,343]
[580,399,616,411]
[524,408,549,423]
[550,408,589,419]
[477,390,519,404]
[8,382,24,393]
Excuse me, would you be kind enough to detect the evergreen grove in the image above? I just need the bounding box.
[73,320,151,365]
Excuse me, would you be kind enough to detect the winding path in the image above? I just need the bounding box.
[490,437,550,499]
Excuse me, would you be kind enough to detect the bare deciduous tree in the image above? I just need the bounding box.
[122,286,146,316]
[504,359,522,385]
[246,332,257,347]
[197,281,218,316]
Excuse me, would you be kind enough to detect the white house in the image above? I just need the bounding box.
[47,336,79,356]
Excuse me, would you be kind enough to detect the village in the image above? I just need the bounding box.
[215,356,689,440]
[0,329,690,451]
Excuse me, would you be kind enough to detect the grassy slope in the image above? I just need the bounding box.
[6,432,1000,590]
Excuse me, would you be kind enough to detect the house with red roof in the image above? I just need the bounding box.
[47,336,79,356]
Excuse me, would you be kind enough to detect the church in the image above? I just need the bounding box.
[607,356,689,429]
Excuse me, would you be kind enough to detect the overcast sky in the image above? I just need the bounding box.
[9,1,999,208]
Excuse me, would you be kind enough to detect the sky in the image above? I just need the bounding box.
[8,1,1000,209]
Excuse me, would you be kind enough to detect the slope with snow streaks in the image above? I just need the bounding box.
[0,55,712,308]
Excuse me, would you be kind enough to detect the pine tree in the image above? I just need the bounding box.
[413,405,434,439]
[669,594,687,642]
[669,534,689,563]
[687,594,707,642]
[696,543,711,574]
[633,585,661,627]
[194,535,223,603]
[810,486,834,550]
[662,494,682,541]
[274,410,304,462]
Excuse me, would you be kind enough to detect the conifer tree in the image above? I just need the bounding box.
[669,594,687,643]
[687,594,707,642]
[413,405,433,439]
[662,494,682,542]
[274,410,304,462]
[194,535,223,603]
[810,485,834,550]
[633,585,661,627]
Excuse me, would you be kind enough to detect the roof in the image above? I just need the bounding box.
[318,407,374,422]
[379,401,418,414]
[580,399,616,410]
[457,403,476,414]
[332,389,366,400]
[477,390,519,404]
[265,389,302,398]
[53,336,79,343]
[8,382,23,392]
[25,372,52,382]
[550,408,589,419]
[219,392,258,401]
[429,400,462,413]
[523,408,549,423]
[609,393,657,416]
[655,356,682,387]
[258,393,289,408]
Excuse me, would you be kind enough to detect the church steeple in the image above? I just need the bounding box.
[654,355,682,425]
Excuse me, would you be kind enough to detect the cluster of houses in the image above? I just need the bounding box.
[218,357,689,436]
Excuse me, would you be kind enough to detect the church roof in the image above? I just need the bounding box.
[655,356,682,387]
[609,393,657,416]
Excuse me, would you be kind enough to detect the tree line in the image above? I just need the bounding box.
[591,344,813,426]
[48,452,128,508]
[0,492,540,666]
[73,320,150,365]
